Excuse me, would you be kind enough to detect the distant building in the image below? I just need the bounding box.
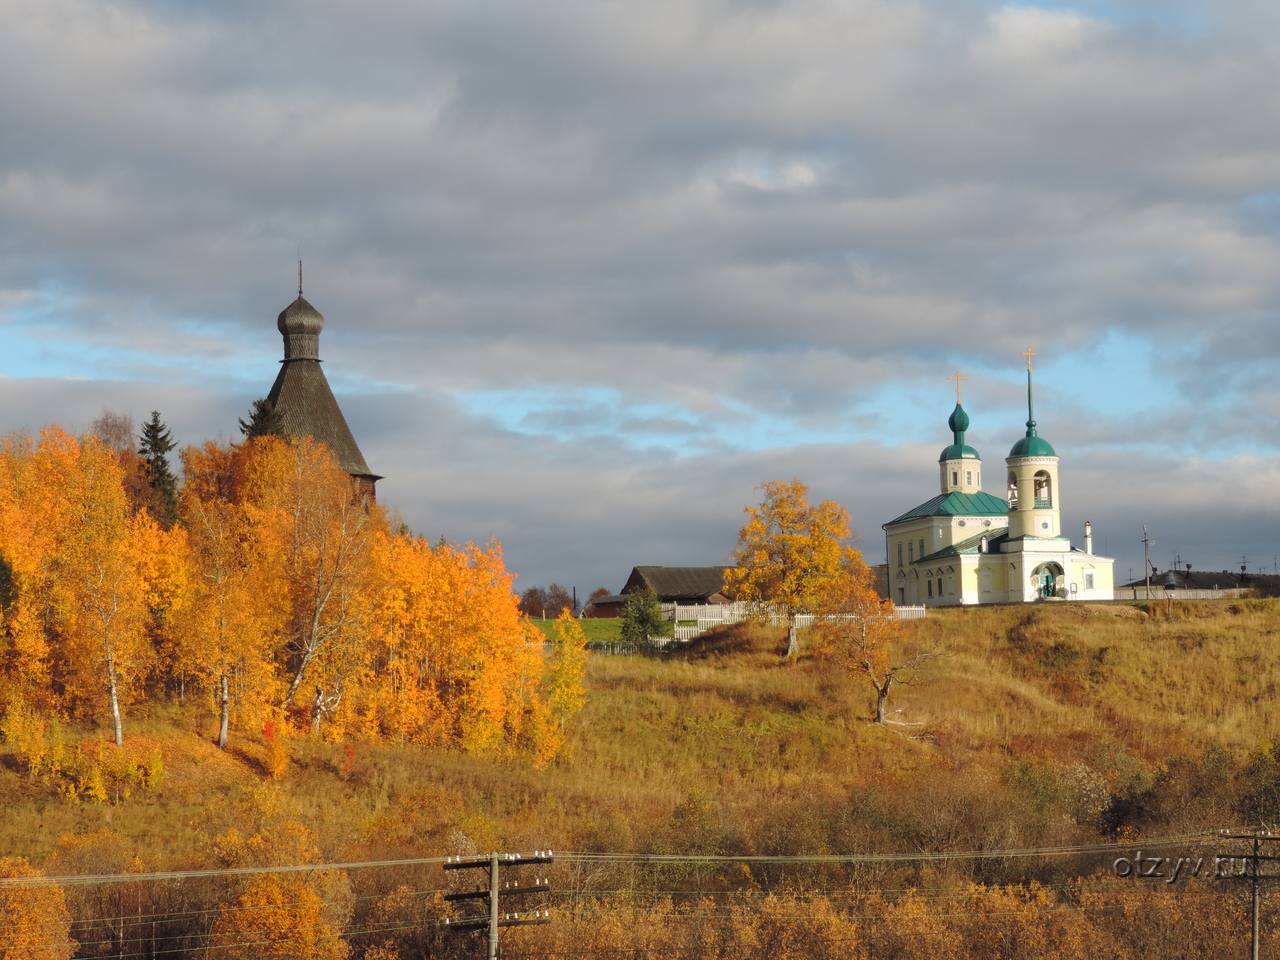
[267,290,382,500]
[883,359,1114,606]
[1117,568,1280,598]
[587,566,731,617]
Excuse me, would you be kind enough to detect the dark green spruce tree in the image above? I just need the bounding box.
[138,410,179,528]
[620,586,666,644]
[239,397,285,439]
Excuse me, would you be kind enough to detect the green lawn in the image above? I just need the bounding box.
[526,616,623,642]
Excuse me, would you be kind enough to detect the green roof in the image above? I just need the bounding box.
[918,529,1010,563]
[886,490,1009,525]
[939,443,981,461]
[1009,434,1057,458]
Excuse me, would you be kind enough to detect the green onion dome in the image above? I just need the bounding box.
[939,402,980,462]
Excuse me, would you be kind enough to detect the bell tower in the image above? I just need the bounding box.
[1006,349,1060,539]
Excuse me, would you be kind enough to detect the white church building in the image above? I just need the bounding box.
[883,359,1114,606]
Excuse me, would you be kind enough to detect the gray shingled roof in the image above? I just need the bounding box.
[267,295,380,481]
[623,566,730,601]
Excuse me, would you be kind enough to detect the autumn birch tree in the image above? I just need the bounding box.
[0,432,62,701]
[725,479,863,657]
[174,442,284,748]
[45,432,166,745]
[547,610,587,729]
[241,437,381,731]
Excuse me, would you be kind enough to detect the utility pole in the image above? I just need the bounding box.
[445,851,553,959]
[1255,832,1260,960]
[1218,828,1280,960]
[1143,526,1151,600]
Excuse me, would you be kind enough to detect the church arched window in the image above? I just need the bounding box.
[897,542,904,566]
[1007,473,1019,508]
[1034,471,1052,507]
[908,542,914,563]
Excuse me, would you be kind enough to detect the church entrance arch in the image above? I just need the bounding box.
[1031,562,1064,599]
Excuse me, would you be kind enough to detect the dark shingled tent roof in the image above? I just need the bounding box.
[267,294,380,484]
[622,566,731,602]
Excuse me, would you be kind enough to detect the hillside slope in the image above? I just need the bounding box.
[2,601,1279,957]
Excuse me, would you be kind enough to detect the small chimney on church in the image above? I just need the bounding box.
[1084,521,1093,555]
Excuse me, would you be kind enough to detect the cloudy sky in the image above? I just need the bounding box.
[2,0,1278,593]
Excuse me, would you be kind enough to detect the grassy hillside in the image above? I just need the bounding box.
[4,600,1280,957]
[5,600,1280,864]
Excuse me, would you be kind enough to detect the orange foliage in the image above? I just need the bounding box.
[0,427,570,770]
[0,856,76,960]
[238,436,380,731]
[357,534,555,761]
[172,442,285,747]
[208,875,349,960]
[726,478,869,657]
[725,478,862,616]
[0,429,176,745]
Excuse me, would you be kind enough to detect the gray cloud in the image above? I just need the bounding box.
[0,0,1277,587]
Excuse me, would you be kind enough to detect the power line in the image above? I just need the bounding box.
[0,831,1220,889]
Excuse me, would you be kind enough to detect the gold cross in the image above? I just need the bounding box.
[946,370,968,401]
[1023,347,1036,372]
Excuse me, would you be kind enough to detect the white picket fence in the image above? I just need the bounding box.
[665,602,925,641]
[1112,587,1243,601]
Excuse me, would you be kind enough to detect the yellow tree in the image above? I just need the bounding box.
[547,610,587,729]
[0,432,61,701]
[37,431,168,746]
[204,797,352,960]
[358,531,451,745]
[239,437,382,733]
[0,856,77,960]
[725,478,863,657]
[208,875,349,960]
[358,534,554,760]
[172,442,285,748]
[439,542,546,759]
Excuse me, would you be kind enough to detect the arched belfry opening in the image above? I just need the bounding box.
[1033,470,1052,507]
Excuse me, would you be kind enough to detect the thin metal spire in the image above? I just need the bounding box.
[1024,347,1037,436]
[298,259,303,297]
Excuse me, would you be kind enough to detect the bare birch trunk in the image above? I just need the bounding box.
[217,673,230,749]
[106,647,124,746]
